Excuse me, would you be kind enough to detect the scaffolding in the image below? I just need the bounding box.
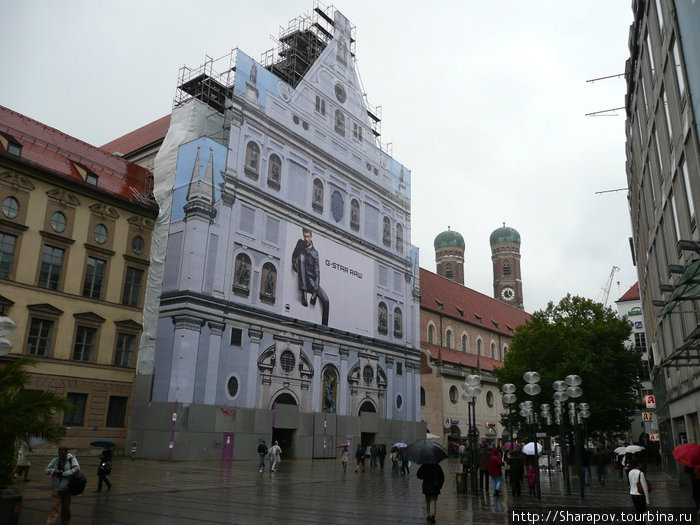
[173,50,237,146]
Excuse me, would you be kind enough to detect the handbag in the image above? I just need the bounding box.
[636,479,652,493]
[98,461,112,475]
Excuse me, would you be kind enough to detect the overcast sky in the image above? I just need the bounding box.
[0,1,636,314]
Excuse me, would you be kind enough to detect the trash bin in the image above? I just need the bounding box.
[456,472,468,493]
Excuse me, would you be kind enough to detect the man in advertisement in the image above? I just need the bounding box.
[292,228,330,325]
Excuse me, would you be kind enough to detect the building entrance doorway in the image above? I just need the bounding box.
[271,428,296,458]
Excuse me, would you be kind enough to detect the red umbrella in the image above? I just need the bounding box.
[672,443,700,468]
[336,443,349,448]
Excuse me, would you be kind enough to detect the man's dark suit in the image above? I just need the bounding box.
[292,240,330,326]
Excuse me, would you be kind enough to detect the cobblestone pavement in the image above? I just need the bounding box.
[15,457,697,524]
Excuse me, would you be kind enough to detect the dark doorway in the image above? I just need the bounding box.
[274,393,297,405]
[271,428,295,458]
[358,400,376,414]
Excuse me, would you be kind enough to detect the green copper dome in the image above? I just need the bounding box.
[489,225,521,246]
[434,228,465,250]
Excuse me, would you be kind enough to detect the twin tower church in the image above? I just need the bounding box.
[434,224,524,310]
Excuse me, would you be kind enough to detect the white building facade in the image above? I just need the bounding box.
[128,7,423,460]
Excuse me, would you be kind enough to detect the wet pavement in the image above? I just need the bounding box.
[15,457,697,524]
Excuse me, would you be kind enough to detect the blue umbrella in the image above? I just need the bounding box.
[90,439,116,448]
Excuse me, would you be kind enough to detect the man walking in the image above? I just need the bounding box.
[45,446,80,525]
[257,440,268,472]
[269,441,282,472]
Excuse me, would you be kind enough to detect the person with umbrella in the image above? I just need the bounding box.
[404,440,447,523]
[96,444,113,492]
[416,462,444,523]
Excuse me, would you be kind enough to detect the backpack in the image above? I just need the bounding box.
[67,457,87,496]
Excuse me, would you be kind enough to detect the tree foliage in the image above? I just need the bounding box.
[495,294,644,438]
[0,357,69,489]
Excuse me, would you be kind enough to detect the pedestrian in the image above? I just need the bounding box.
[269,441,282,472]
[509,449,525,497]
[684,466,700,511]
[390,446,398,473]
[44,446,80,525]
[459,444,470,473]
[478,445,491,493]
[355,444,366,473]
[628,457,650,515]
[526,465,537,496]
[340,446,349,472]
[96,445,113,492]
[378,444,387,469]
[581,447,592,486]
[416,463,444,523]
[370,444,377,468]
[488,448,504,496]
[592,447,607,486]
[257,439,268,472]
[12,441,31,482]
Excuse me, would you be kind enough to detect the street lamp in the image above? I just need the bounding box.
[462,373,482,494]
[501,383,516,455]
[565,374,585,498]
[523,371,542,498]
[553,379,571,494]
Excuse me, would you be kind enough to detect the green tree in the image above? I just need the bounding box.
[0,357,69,489]
[495,294,644,437]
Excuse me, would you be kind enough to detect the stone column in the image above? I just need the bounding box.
[339,346,350,415]
[170,315,203,403]
[204,321,224,405]
[385,356,394,419]
[312,341,324,412]
[247,327,263,408]
[406,363,416,422]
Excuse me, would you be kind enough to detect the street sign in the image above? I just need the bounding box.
[645,395,656,408]
[642,412,654,421]
[649,432,660,441]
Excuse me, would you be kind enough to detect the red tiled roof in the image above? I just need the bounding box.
[0,105,151,200]
[101,114,170,156]
[616,282,640,302]
[422,342,502,372]
[420,268,530,337]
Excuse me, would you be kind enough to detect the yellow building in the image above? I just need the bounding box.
[0,105,157,452]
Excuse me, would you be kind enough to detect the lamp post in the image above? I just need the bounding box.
[462,373,482,494]
[553,379,572,494]
[523,371,542,499]
[501,383,516,454]
[564,374,584,498]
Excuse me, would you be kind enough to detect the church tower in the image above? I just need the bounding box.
[490,224,523,309]
[434,227,465,285]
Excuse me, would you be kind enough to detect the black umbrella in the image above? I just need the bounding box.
[404,440,448,464]
[90,439,116,448]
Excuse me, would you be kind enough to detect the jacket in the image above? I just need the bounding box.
[488,449,504,477]
[45,454,80,492]
[628,468,650,504]
[417,463,445,496]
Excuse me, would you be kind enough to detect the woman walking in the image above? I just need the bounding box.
[416,463,444,523]
[96,445,113,492]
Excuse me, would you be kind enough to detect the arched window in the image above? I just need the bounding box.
[350,199,360,231]
[322,366,338,413]
[490,342,496,359]
[382,217,391,246]
[378,302,388,334]
[502,260,511,276]
[445,329,453,349]
[312,178,324,213]
[503,345,508,359]
[244,141,260,179]
[445,264,453,279]
[273,392,297,406]
[233,253,252,295]
[260,262,276,303]
[420,387,426,406]
[393,307,403,337]
[395,224,403,253]
[461,334,468,352]
[486,391,494,408]
[359,401,376,414]
[267,154,281,190]
[477,339,483,356]
[428,325,435,344]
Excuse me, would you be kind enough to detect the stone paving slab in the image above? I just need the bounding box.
[14,457,697,524]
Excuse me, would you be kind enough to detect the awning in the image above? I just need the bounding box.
[659,259,700,315]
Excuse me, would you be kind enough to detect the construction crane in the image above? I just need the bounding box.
[602,266,620,306]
